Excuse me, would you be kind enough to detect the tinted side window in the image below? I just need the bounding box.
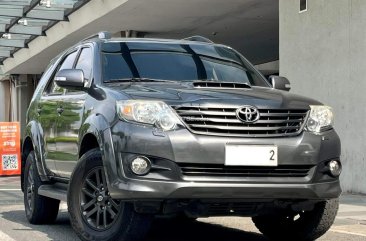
[75,48,92,81]
[47,51,78,95]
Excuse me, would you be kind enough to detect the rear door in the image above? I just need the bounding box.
[55,47,92,178]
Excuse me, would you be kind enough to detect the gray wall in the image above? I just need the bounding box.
[280,0,365,193]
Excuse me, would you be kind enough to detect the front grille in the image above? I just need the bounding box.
[178,163,313,178]
[173,106,309,137]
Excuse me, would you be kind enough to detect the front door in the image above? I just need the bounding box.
[37,94,63,174]
[40,50,79,177]
[54,47,92,178]
[55,93,86,177]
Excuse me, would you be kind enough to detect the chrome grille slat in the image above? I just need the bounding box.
[173,106,309,137]
[260,113,306,117]
[184,117,242,123]
[176,110,237,116]
[189,124,300,131]
[184,117,303,124]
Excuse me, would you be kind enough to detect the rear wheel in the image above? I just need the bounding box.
[68,148,152,241]
[23,151,60,224]
[252,199,339,241]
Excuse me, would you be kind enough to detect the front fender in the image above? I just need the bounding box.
[78,114,119,194]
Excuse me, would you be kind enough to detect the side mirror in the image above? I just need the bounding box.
[54,69,85,90]
[268,75,291,91]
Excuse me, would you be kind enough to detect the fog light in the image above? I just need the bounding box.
[328,160,342,177]
[130,156,151,176]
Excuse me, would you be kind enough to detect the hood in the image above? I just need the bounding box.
[104,82,321,109]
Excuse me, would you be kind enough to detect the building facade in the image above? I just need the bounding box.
[280,0,365,193]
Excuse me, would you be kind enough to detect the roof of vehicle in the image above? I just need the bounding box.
[80,32,218,46]
[50,33,233,65]
[104,38,215,44]
[80,33,230,49]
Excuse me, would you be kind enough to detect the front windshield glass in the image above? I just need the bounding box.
[101,41,269,87]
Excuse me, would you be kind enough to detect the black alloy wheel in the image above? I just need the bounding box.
[80,167,121,231]
[23,151,60,224]
[26,163,35,214]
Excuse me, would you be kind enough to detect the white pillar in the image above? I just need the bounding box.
[9,74,35,137]
[0,79,10,122]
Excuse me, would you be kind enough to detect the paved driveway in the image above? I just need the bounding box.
[0,176,365,241]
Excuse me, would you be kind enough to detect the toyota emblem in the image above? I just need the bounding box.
[236,106,260,123]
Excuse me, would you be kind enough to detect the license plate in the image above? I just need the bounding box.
[225,145,278,166]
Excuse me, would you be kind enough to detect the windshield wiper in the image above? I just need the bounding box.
[106,77,175,83]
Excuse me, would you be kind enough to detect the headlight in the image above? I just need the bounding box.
[116,100,182,131]
[306,105,334,133]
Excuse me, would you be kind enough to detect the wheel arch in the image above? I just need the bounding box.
[78,114,109,158]
[79,133,100,158]
[77,114,119,192]
[21,136,33,192]
[22,121,49,191]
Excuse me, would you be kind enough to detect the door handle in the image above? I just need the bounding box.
[57,107,64,114]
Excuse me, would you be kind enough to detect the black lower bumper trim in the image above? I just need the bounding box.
[109,179,341,201]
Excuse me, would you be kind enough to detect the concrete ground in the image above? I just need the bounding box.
[0,176,365,241]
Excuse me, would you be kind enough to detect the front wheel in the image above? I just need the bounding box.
[68,148,152,241]
[252,199,339,241]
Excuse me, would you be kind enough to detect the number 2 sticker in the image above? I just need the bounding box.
[269,150,275,161]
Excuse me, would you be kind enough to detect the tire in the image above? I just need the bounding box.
[68,148,152,241]
[252,199,339,241]
[23,151,60,224]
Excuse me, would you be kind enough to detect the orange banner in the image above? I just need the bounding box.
[0,122,21,176]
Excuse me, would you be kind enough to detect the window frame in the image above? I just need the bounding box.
[74,46,93,81]
[43,47,80,96]
[65,46,94,95]
[299,0,307,13]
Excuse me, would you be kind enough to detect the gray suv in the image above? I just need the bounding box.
[22,32,341,241]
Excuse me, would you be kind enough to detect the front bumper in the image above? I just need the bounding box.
[102,122,342,201]
[108,178,341,200]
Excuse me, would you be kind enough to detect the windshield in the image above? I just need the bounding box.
[101,41,269,87]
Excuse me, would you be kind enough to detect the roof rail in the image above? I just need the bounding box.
[82,31,112,42]
[183,35,214,43]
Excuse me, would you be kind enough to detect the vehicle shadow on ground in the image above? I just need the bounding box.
[2,210,268,241]
[149,219,268,241]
